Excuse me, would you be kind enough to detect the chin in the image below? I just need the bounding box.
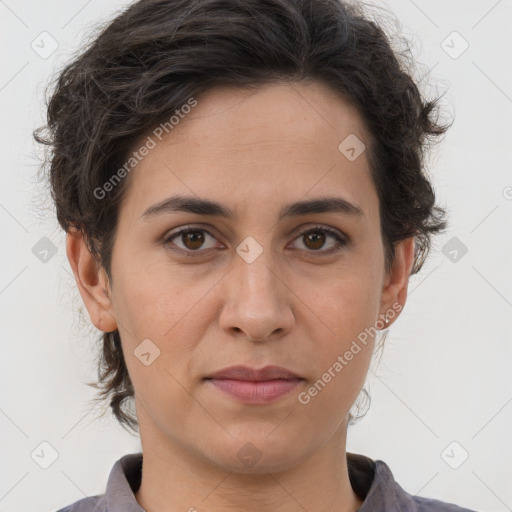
[202,433,309,474]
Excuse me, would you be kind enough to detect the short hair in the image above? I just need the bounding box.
[34,0,450,433]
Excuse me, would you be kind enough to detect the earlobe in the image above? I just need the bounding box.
[379,237,415,328]
[66,228,118,332]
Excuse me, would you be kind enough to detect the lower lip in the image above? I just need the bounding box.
[206,378,302,404]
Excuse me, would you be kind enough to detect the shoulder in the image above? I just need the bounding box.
[347,454,477,512]
[412,494,477,512]
[53,452,142,512]
[372,459,478,512]
[55,494,106,512]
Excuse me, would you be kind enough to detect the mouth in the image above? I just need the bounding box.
[205,364,302,381]
[204,365,304,404]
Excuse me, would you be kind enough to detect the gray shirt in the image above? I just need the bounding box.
[55,452,477,511]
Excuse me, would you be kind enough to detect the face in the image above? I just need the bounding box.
[71,80,413,473]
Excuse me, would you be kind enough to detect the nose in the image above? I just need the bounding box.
[219,251,295,342]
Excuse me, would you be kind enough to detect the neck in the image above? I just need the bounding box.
[134,420,363,512]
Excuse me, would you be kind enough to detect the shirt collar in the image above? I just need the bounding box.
[105,453,144,512]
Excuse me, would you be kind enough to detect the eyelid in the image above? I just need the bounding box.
[162,223,348,256]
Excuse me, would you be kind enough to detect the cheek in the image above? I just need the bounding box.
[302,266,380,386]
[306,347,373,432]
[299,282,376,420]
[316,262,381,338]
[295,315,374,433]
[112,257,197,336]
[110,262,213,390]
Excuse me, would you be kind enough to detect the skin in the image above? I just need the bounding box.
[67,80,415,512]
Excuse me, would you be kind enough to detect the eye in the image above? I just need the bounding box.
[163,226,222,256]
[163,225,347,257]
[290,226,347,254]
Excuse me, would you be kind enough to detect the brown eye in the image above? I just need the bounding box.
[164,227,220,255]
[303,231,326,250]
[163,225,347,257]
[181,230,205,250]
[292,227,347,253]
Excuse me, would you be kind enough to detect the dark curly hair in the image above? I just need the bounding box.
[34,0,450,434]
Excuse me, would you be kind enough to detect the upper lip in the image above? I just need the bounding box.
[206,365,302,381]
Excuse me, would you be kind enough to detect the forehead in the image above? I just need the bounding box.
[170,80,370,153]
[118,80,378,224]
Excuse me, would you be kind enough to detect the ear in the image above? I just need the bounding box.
[66,227,118,332]
[378,236,415,327]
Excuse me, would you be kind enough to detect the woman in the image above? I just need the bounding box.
[35,0,476,510]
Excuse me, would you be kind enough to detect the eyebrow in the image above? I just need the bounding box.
[141,194,365,221]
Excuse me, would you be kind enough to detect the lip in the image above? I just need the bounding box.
[204,365,303,404]
[206,365,301,381]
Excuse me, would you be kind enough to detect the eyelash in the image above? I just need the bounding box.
[162,224,347,257]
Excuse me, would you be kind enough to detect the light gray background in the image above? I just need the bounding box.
[1,1,511,511]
